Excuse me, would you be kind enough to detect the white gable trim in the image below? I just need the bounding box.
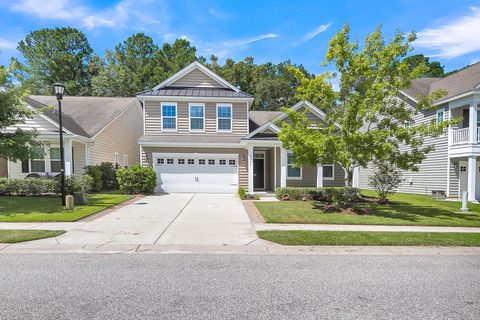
[152,61,240,92]
[275,101,327,122]
[245,122,281,139]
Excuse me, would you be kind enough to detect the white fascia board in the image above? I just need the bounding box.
[399,90,418,103]
[244,121,281,139]
[240,139,282,147]
[152,61,240,92]
[137,95,254,103]
[434,90,477,106]
[138,141,243,148]
[24,104,76,135]
[35,134,94,143]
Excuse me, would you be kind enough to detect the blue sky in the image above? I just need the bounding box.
[0,0,479,74]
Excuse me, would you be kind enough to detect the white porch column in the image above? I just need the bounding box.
[446,157,450,198]
[352,166,360,188]
[316,163,323,187]
[467,155,477,201]
[469,102,477,143]
[247,145,254,193]
[280,148,287,188]
[64,138,73,176]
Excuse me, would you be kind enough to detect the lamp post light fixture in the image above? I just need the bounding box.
[53,83,66,206]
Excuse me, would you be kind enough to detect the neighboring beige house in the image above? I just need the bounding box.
[2,96,143,179]
[137,61,345,193]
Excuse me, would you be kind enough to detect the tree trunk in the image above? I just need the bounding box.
[343,167,353,187]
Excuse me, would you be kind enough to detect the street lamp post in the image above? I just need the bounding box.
[53,83,66,206]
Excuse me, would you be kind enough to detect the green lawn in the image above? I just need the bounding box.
[255,191,480,227]
[0,230,65,243]
[258,230,480,246]
[0,193,131,222]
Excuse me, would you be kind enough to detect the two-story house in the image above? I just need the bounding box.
[137,62,345,194]
[358,62,480,201]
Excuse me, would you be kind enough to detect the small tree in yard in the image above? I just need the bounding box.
[278,24,451,187]
[368,160,402,203]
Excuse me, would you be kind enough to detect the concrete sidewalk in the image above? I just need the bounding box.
[254,223,480,233]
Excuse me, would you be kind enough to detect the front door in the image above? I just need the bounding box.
[253,152,265,190]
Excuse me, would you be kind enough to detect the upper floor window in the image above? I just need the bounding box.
[287,152,301,179]
[436,109,444,124]
[162,103,177,131]
[217,104,232,132]
[189,104,205,131]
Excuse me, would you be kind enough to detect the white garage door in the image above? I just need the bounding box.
[153,153,239,193]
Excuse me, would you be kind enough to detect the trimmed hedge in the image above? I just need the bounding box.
[0,176,94,196]
[275,187,361,203]
[84,162,118,191]
[116,164,156,194]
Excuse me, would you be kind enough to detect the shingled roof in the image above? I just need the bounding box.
[26,95,137,138]
[403,62,480,101]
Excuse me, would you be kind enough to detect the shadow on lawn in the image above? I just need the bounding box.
[311,200,480,224]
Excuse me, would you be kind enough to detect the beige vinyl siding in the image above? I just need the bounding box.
[359,102,452,196]
[89,102,143,166]
[287,165,317,187]
[170,69,224,88]
[72,142,86,175]
[0,158,7,177]
[142,147,248,188]
[144,100,248,135]
[323,163,346,187]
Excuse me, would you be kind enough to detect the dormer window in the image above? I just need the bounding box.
[162,103,177,131]
[217,104,232,132]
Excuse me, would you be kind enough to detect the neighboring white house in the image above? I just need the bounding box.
[357,62,480,201]
[1,96,143,179]
[137,61,346,193]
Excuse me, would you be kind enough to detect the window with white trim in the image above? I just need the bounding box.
[323,164,334,180]
[217,105,232,131]
[287,152,301,178]
[436,109,444,124]
[167,158,174,164]
[50,147,61,172]
[31,146,46,173]
[219,160,226,165]
[189,104,205,131]
[208,159,215,165]
[157,158,164,165]
[162,104,177,130]
[123,154,128,168]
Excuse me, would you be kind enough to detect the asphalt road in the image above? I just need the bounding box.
[0,254,479,320]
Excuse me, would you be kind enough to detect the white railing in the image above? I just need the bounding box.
[450,128,470,145]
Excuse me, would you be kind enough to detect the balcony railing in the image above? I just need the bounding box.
[449,127,480,145]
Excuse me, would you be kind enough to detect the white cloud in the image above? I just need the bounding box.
[221,34,279,47]
[416,7,480,59]
[9,0,165,30]
[209,8,229,19]
[0,38,17,50]
[302,23,332,42]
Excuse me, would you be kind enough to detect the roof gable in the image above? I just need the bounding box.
[152,61,240,92]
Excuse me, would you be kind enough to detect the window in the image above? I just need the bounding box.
[217,105,232,131]
[162,103,177,130]
[287,152,301,178]
[219,160,226,165]
[229,159,236,166]
[31,146,45,173]
[167,158,174,164]
[323,164,334,180]
[188,159,195,165]
[157,158,164,165]
[199,159,206,165]
[189,104,205,131]
[436,109,444,124]
[50,147,61,172]
[114,152,119,166]
[123,154,128,168]
[208,159,215,165]
[178,159,185,164]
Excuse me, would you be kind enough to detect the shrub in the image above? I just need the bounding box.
[84,162,118,191]
[274,187,361,203]
[368,160,402,203]
[116,164,156,194]
[65,175,94,195]
[0,178,59,196]
[238,187,246,200]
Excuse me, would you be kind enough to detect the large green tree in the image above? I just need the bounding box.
[278,25,449,186]
[11,27,94,96]
[404,54,445,77]
[0,66,41,161]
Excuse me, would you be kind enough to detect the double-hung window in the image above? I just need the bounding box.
[217,104,232,132]
[287,152,301,179]
[189,103,205,131]
[322,164,334,180]
[436,109,444,124]
[31,146,46,173]
[50,147,61,173]
[162,103,177,131]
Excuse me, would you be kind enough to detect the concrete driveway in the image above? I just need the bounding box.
[51,193,258,246]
